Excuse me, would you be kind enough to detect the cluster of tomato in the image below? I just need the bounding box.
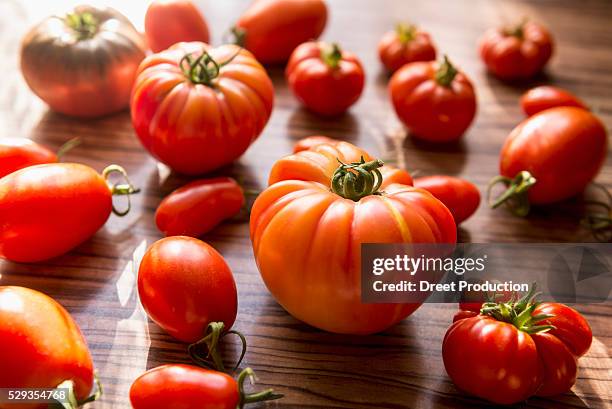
[0,0,605,408]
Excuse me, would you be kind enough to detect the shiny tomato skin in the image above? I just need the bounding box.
[479,21,553,81]
[130,364,238,409]
[414,176,480,224]
[138,236,238,343]
[145,0,210,53]
[520,86,587,116]
[389,60,477,142]
[286,41,365,116]
[0,287,94,409]
[443,316,542,404]
[235,0,328,64]
[0,138,57,178]
[0,163,112,263]
[378,26,436,73]
[500,107,607,204]
[531,332,577,397]
[534,303,592,357]
[131,42,274,175]
[156,177,244,238]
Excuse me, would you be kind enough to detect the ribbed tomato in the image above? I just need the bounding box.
[378,23,437,73]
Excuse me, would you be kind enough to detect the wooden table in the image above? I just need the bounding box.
[1,0,611,408]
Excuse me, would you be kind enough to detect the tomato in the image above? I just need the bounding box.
[20,5,146,117]
[0,286,95,408]
[479,21,553,81]
[0,163,138,263]
[145,0,210,53]
[270,139,413,187]
[293,135,336,153]
[0,138,57,178]
[378,23,437,73]
[520,85,588,116]
[131,42,274,175]
[156,177,244,238]
[286,41,365,116]
[232,0,328,64]
[490,107,607,215]
[389,56,477,142]
[130,365,282,409]
[413,176,480,224]
[251,155,455,334]
[443,289,592,404]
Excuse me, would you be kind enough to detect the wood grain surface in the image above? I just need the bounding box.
[1,0,611,408]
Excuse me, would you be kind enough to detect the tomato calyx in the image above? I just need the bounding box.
[435,55,458,87]
[487,170,536,217]
[188,321,247,373]
[480,284,555,334]
[179,49,241,86]
[396,23,417,44]
[504,18,528,39]
[331,156,384,201]
[229,27,247,48]
[320,43,343,70]
[55,373,103,409]
[237,368,283,408]
[64,12,98,41]
[102,165,141,217]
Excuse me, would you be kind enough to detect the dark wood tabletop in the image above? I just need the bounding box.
[1,0,611,408]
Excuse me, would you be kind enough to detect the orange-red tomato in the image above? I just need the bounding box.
[156,177,244,238]
[0,138,57,178]
[520,85,587,116]
[293,135,336,153]
[0,286,94,408]
[131,42,274,175]
[414,176,480,224]
[233,0,328,64]
[286,41,365,116]
[389,57,477,142]
[145,0,210,53]
[479,21,553,81]
[138,236,237,343]
[378,23,437,73]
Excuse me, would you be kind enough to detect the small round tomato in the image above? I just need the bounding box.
[0,138,57,178]
[479,21,553,81]
[389,56,477,142]
[414,176,480,224]
[520,85,587,116]
[130,365,282,409]
[0,286,95,407]
[156,177,244,238]
[286,41,365,116]
[145,0,210,53]
[378,23,436,73]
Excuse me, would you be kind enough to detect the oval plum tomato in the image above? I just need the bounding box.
[130,364,282,409]
[0,163,138,263]
[389,56,477,142]
[479,21,553,81]
[251,157,455,334]
[0,138,57,178]
[443,287,592,404]
[490,107,607,215]
[131,42,274,175]
[378,23,436,73]
[232,0,328,65]
[145,0,210,53]
[520,85,587,117]
[413,176,480,224]
[286,41,365,116]
[0,286,95,408]
[156,177,245,238]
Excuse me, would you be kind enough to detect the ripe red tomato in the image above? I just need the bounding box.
[233,0,328,64]
[389,56,477,142]
[378,23,436,73]
[130,365,282,409]
[131,42,274,175]
[286,41,365,116]
[0,163,138,263]
[443,291,592,404]
[138,236,237,343]
[0,138,57,178]
[479,21,553,81]
[156,177,244,238]
[413,176,480,224]
[491,107,607,214]
[0,286,95,407]
[293,135,335,153]
[145,0,210,53]
[520,85,587,116]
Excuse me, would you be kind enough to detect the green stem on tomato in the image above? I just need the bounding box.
[54,373,102,409]
[505,18,528,39]
[396,23,416,44]
[435,55,458,87]
[320,43,343,70]
[56,138,81,160]
[188,322,247,373]
[487,170,536,217]
[237,368,283,408]
[331,156,384,201]
[102,165,140,217]
[229,26,247,47]
[179,48,242,86]
[65,12,98,40]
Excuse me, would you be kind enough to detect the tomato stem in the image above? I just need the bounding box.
[102,165,141,217]
[188,322,247,373]
[435,55,458,87]
[230,26,247,47]
[505,18,528,39]
[320,43,343,70]
[54,373,102,409]
[331,156,384,201]
[56,137,81,160]
[64,12,98,40]
[487,170,536,217]
[180,48,242,86]
[396,23,416,44]
[237,368,283,408]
